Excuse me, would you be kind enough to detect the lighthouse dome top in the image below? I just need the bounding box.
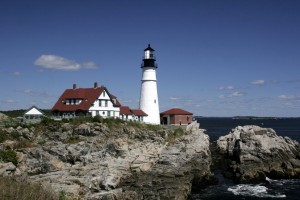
[144,44,155,51]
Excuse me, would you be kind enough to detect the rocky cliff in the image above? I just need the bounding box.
[0,120,213,200]
[217,125,300,183]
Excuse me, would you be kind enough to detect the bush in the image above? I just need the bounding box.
[0,176,57,200]
[64,136,83,144]
[167,128,185,145]
[0,130,7,143]
[0,149,18,165]
[16,140,37,148]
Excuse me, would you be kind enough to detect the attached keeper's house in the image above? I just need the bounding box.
[52,83,121,119]
[52,83,146,122]
[160,108,193,125]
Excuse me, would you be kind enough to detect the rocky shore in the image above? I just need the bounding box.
[0,120,213,199]
[217,125,300,183]
[1,118,299,199]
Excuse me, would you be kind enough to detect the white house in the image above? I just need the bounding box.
[52,83,121,119]
[23,106,44,123]
[52,82,147,122]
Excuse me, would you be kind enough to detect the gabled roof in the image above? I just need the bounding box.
[120,106,131,115]
[131,109,148,116]
[120,106,148,116]
[52,86,121,112]
[160,108,193,115]
[24,106,44,115]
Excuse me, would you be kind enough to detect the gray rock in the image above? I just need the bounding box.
[217,125,300,183]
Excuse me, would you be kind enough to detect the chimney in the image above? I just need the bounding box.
[73,84,77,90]
[94,82,98,89]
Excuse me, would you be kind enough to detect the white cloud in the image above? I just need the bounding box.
[13,71,21,76]
[278,95,300,100]
[82,61,98,69]
[251,80,265,86]
[34,55,80,71]
[34,55,98,71]
[169,96,180,101]
[1,99,17,104]
[218,95,225,99]
[219,86,235,90]
[15,88,52,97]
[228,91,246,97]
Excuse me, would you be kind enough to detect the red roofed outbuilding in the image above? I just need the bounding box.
[120,106,147,122]
[160,108,193,125]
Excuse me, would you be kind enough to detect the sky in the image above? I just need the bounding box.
[0,0,300,117]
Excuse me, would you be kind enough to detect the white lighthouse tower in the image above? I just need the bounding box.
[139,44,160,124]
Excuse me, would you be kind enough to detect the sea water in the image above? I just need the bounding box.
[190,117,300,200]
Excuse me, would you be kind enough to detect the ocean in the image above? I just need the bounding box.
[190,117,300,200]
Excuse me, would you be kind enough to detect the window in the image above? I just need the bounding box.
[103,91,106,97]
[105,100,108,107]
[108,111,111,117]
[154,99,156,103]
[102,111,105,115]
[99,100,102,107]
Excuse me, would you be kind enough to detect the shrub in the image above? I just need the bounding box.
[167,128,185,145]
[64,136,83,144]
[10,131,21,140]
[0,176,57,200]
[0,149,18,165]
[16,140,37,148]
[0,130,7,143]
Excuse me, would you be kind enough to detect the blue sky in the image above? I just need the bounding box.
[0,0,299,117]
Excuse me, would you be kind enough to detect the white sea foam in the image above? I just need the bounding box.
[228,184,286,198]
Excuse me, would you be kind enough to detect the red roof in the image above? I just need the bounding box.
[160,108,193,115]
[131,109,148,116]
[120,106,131,115]
[120,106,148,116]
[52,86,121,112]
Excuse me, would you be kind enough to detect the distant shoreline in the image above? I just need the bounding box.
[195,116,300,119]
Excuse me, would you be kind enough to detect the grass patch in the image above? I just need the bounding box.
[16,140,37,148]
[0,130,7,143]
[167,127,185,145]
[0,176,57,200]
[0,149,18,165]
[64,136,84,144]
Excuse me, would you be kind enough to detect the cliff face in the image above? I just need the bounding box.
[217,125,300,183]
[0,121,213,200]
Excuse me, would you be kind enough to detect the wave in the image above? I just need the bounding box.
[227,184,286,198]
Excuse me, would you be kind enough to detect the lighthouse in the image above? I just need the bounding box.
[139,44,160,124]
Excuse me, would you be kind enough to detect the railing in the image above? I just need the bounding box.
[141,63,158,68]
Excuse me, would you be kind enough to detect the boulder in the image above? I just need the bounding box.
[217,125,300,183]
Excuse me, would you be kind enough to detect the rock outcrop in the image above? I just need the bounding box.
[217,125,300,183]
[0,112,9,121]
[0,120,213,200]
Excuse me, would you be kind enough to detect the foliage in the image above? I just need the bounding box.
[0,176,57,200]
[59,190,68,200]
[0,130,7,143]
[167,127,185,145]
[16,140,37,148]
[64,136,83,144]
[103,117,124,129]
[0,149,18,165]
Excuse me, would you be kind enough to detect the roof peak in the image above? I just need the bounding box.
[144,43,155,51]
